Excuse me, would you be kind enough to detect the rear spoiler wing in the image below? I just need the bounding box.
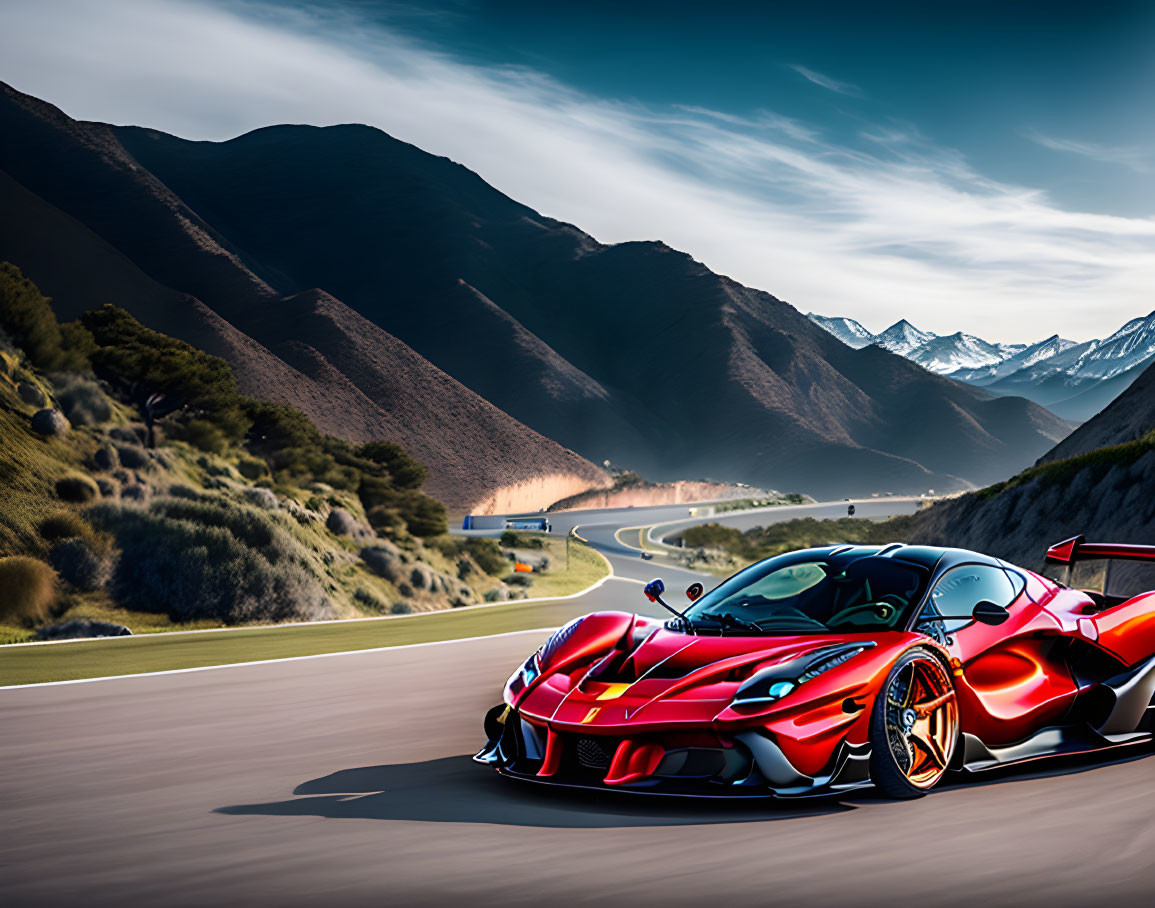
[1046,535,1155,590]
[1045,536,1155,564]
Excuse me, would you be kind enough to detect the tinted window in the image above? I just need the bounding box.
[926,565,1022,617]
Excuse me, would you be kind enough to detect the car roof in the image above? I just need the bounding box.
[787,543,1009,575]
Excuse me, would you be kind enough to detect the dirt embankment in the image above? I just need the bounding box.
[548,480,769,513]
[466,473,611,516]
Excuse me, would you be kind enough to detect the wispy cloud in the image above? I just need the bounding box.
[1023,129,1149,173]
[0,0,1151,343]
[788,64,864,98]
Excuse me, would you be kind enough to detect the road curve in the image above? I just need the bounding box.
[2,504,1152,906]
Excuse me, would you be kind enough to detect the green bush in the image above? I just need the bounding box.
[357,440,427,490]
[55,475,100,503]
[39,510,93,542]
[0,262,92,372]
[464,538,505,576]
[50,537,115,591]
[55,376,112,426]
[0,556,57,624]
[88,500,332,624]
[181,419,229,454]
[500,530,545,549]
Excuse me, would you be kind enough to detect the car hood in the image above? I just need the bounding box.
[521,624,889,730]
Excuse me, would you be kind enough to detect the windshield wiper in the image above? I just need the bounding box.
[695,612,763,634]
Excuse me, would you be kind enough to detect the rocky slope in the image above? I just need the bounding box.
[887,360,1155,571]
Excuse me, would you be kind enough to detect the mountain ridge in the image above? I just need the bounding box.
[0,81,1072,500]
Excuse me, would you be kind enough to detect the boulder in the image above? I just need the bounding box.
[360,544,404,582]
[30,408,69,437]
[17,382,46,407]
[484,584,511,603]
[36,620,131,641]
[326,508,358,536]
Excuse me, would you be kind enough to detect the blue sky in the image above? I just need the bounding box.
[2,0,1153,342]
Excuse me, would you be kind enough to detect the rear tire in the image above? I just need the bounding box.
[869,647,958,799]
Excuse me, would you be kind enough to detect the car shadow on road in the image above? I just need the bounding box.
[215,745,1152,828]
[214,754,855,828]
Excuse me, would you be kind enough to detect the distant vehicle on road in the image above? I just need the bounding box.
[640,552,653,561]
[477,537,1155,799]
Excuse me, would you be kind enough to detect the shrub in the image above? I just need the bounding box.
[0,556,57,624]
[181,419,229,454]
[500,530,545,549]
[236,457,268,480]
[361,545,404,582]
[115,446,150,470]
[39,510,92,542]
[389,600,414,615]
[88,500,332,624]
[93,444,119,471]
[50,537,115,591]
[353,587,388,615]
[506,573,534,588]
[120,483,150,502]
[54,376,112,426]
[464,538,505,575]
[0,263,92,372]
[366,505,405,537]
[243,487,278,510]
[55,475,99,503]
[356,440,428,490]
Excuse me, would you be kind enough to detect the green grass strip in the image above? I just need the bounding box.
[0,595,605,687]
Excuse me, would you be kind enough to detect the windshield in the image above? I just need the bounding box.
[684,551,929,634]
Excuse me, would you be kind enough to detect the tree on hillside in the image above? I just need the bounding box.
[82,304,250,445]
[0,262,93,372]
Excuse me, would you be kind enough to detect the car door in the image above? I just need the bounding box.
[915,563,1077,746]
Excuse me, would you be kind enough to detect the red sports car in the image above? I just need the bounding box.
[476,537,1155,799]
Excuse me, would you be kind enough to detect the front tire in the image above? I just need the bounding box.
[869,647,958,799]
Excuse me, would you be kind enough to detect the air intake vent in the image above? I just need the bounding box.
[576,736,614,770]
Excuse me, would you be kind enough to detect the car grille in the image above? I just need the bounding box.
[575,736,615,771]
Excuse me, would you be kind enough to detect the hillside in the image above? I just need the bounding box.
[0,85,606,513]
[0,82,1071,499]
[1040,359,1155,464]
[0,269,595,641]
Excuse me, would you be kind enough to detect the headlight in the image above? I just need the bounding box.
[731,643,872,707]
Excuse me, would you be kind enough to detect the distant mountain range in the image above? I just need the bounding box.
[809,311,1155,421]
[0,81,1072,503]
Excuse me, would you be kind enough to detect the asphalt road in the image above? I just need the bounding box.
[2,502,1152,907]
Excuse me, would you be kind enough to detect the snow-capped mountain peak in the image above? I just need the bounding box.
[806,313,874,348]
[1067,311,1155,381]
[806,310,1155,420]
[871,319,937,357]
[906,331,1008,375]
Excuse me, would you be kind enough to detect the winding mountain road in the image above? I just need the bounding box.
[2,499,1151,907]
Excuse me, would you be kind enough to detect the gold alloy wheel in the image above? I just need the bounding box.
[884,655,958,789]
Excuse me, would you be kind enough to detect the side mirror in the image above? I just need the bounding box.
[686,582,704,602]
[972,600,1010,626]
[643,578,665,602]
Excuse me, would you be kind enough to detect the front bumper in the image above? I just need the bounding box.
[474,707,874,798]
